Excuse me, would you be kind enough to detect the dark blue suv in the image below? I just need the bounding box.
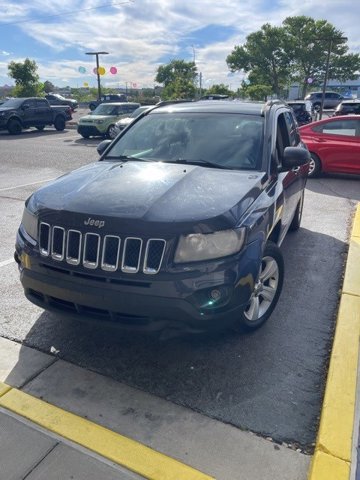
[15,100,309,334]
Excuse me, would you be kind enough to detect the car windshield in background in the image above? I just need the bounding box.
[106,112,264,171]
[93,104,121,115]
[1,98,24,108]
[130,106,151,118]
[288,104,305,113]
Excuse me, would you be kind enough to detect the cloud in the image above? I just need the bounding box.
[0,0,359,88]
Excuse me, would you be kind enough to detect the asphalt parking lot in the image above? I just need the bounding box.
[1,127,359,453]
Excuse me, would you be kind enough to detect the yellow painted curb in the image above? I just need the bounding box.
[308,204,360,480]
[352,206,360,238]
[316,294,360,462]
[308,451,350,480]
[343,237,360,298]
[0,387,214,480]
[0,381,11,397]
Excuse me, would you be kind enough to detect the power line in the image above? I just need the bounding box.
[0,0,134,27]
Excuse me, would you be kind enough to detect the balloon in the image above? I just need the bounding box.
[307,78,313,84]
[93,67,98,75]
[98,66,106,76]
[110,66,117,74]
[83,82,89,87]
[78,66,86,74]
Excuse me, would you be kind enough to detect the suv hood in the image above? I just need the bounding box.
[30,161,266,234]
[79,114,116,122]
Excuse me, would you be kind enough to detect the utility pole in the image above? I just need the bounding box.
[318,36,347,120]
[85,51,109,101]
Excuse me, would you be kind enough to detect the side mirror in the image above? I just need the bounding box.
[97,139,112,156]
[280,147,310,171]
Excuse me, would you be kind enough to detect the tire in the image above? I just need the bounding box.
[107,124,118,139]
[54,116,65,131]
[233,242,284,332]
[89,103,96,111]
[308,153,321,178]
[35,125,45,131]
[289,191,304,231]
[313,103,321,112]
[7,119,22,135]
[80,133,90,139]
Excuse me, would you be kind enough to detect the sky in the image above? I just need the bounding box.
[0,0,359,91]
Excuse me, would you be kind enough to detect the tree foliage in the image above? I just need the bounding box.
[155,59,197,99]
[7,58,43,97]
[43,80,56,93]
[206,84,234,96]
[227,16,360,98]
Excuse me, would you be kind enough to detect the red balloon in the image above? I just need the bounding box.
[110,66,117,74]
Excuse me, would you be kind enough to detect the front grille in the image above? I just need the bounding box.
[39,223,166,275]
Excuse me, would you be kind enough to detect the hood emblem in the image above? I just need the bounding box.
[84,217,105,228]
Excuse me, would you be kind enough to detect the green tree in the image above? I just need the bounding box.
[7,58,43,97]
[283,16,360,97]
[43,80,56,93]
[238,82,272,101]
[155,59,197,99]
[206,84,234,96]
[227,24,290,96]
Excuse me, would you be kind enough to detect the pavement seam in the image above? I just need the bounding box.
[308,203,360,480]
[19,355,58,390]
[0,383,215,480]
[22,441,60,480]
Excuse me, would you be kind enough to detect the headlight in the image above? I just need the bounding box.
[174,228,246,263]
[21,207,38,241]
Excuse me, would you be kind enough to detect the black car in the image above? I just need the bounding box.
[287,101,312,126]
[89,94,128,111]
[15,100,309,334]
[333,99,360,116]
[45,93,78,111]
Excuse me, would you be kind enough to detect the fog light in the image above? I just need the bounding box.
[210,289,222,301]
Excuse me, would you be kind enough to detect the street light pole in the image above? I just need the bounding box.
[85,51,109,101]
[318,36,347,120]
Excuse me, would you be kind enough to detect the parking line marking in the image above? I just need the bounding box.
[308,203,360,480]
[0,386,214,480]
[0,178,57,192]
[0,258,14,268]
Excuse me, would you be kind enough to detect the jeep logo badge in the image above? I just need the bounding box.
[84,217,105,228]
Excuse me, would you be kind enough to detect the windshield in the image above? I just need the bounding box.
[1,98,24,108]
[289,104,305,113]
[106,112,264,170]
[93,104,123,115]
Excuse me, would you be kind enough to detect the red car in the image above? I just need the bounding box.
[299,115,360,177]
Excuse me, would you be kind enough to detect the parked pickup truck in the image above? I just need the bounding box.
[0,97,71,134]
[15,100,310,335]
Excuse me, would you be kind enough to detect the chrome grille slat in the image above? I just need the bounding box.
[66,230,82,265]
[101,236,121,272]
[122,237,142,273]
[51,226,65,261]
[83,233,100,269]
[39,223,165,275]
[143,239,166,274]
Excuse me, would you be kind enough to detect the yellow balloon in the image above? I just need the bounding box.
[83,82,89,87]
[98,66,106,76]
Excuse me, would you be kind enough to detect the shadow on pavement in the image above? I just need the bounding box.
[6,226,346,450]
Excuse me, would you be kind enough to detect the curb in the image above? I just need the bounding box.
[0,381,214,480]
[308,204,360,480]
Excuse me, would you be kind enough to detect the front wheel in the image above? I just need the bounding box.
[54,116,65,131]
[233,242,284,332]
[8,119,22,135]
[107,124,118,139]
[308,153,321,178]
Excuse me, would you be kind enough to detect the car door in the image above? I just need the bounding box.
[35,99,53,124]
[275,111,304,231]
[312,118,360,174]
[20,99,37,126]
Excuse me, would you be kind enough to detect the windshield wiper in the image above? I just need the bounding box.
[104,155,153,162]
[163,158,230,169]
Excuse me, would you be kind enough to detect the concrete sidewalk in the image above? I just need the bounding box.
[0,336,309,480]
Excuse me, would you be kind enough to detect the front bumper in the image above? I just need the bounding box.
[15,230,262,333]
[77,124,104,137]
